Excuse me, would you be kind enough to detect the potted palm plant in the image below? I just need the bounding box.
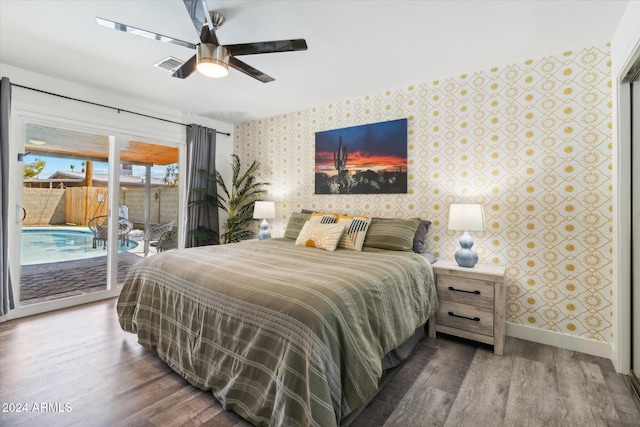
[189,154,270,244]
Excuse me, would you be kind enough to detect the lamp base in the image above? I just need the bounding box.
[455,248,478,268]
[455,231,478,268]
[257,219,271,240]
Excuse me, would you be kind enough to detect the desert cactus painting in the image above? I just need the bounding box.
[315,118,408,194]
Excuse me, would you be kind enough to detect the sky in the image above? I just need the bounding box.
[25,154,173,179]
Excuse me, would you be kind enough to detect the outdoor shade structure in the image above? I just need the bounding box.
[448,204,485,268]
[24,123,179,166]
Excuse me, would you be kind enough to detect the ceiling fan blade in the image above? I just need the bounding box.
[182,0,216,42]
[225,39,308,56]
[172,55,197,79]
[229,57,274,83]
[199,24,219,46]
[96,17,197,50]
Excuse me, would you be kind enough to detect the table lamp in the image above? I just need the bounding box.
[253,201,276,240]
[448,204,485,268]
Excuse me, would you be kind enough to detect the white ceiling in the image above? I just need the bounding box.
[0,0,629,125]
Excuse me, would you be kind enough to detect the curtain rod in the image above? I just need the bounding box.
[11,83,231,136]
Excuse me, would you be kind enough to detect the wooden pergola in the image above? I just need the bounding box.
[24,123,179,227]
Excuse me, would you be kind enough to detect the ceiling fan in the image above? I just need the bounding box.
[96,0,308,83]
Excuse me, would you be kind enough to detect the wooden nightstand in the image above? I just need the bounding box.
[428,260,506,355]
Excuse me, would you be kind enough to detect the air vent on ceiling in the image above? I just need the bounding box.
[153,56,185,72]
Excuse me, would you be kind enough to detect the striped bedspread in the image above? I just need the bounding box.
[117,238,437,427]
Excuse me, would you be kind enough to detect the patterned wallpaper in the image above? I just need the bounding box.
[234,45,613,343]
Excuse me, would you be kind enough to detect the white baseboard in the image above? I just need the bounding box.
[506,322,613,360]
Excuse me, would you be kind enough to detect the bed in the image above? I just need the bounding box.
[117,236,437,427]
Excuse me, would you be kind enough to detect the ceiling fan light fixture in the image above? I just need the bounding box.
[196,44,229,78]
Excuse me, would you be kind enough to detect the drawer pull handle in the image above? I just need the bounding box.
[448,286,480,295]
[448,311,480,322]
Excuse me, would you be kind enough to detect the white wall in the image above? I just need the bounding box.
[611,1,640,373]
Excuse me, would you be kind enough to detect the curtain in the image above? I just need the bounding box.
[1,77,15,316]
[185,125,218,247]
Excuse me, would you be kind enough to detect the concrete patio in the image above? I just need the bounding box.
[19,252,142,305]
[19,230,152,305]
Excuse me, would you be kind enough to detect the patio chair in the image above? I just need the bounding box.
[118,218,133,247]
[118,205,129,219]
[155,226,178,253]
[143,221,175,257]
[88,215,134,249]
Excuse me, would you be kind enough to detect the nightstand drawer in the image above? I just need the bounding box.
[436,275,494,309]
[437,300,494,336]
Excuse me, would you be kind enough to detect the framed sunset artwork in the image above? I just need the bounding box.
[314,118,408,194]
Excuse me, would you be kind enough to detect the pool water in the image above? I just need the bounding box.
[21,229,138,265]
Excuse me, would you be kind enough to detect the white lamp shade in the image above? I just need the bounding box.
[253,201,276,219]
[448,204,485,232]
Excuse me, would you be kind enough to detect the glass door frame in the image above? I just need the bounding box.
[11,114,123,317]
[7,107,186,320]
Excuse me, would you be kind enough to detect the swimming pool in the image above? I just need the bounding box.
[21,228,138,265]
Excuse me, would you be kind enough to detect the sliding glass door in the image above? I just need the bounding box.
[20,122,119,307]
[15,119,181,314]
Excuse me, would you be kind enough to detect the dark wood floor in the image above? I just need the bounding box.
[0,299,638,427]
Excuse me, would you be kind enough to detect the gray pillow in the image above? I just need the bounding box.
[283,212,310,239]
[412,220,432,253]
[363,218,421,251]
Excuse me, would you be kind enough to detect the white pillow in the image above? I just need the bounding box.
[295,221,345,251]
